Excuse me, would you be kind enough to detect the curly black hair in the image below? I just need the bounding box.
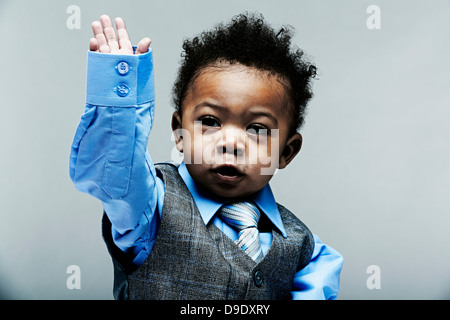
[172,12,317,134]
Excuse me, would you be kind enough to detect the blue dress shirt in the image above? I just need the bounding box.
[69,49,343,300]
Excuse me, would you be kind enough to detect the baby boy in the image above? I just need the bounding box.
[70,13,343,300]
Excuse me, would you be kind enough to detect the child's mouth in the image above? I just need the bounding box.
[212,165,243,182]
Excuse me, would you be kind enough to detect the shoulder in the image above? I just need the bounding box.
[155,161,180,171]
[276,203,313,237]
[154,162,180,182]
[154,162,193,205]
[276,203,315,268]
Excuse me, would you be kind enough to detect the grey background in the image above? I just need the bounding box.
[0,0,449,299]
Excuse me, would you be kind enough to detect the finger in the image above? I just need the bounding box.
[100,15,119,52]
[89,38,99,52]
[135,37,152,55]
[115,17,133,53]
[91,20,110,53]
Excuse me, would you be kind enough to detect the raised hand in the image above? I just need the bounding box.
[89,15,151,55]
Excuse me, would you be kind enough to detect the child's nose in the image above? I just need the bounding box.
[216,127,245,157]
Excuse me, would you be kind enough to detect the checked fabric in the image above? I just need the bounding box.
[218,201,264,263]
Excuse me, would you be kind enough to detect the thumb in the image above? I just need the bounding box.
[135,37,152,55]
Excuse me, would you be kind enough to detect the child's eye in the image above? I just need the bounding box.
[247,124,269,135]
[200,116,221,128]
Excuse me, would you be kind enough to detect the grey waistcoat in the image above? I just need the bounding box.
[103,163,314,300]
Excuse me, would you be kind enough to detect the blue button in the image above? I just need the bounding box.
[114,83,130,97]
[116,61,129,75]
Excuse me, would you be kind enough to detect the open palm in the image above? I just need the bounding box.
[89,15,151,55]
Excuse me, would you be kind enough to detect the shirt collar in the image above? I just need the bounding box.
[178,161,287,237]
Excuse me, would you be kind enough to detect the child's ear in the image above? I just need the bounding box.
[171,111,184,153]
[278,133,302,169]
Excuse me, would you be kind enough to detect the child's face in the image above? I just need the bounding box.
[172,63,302,199]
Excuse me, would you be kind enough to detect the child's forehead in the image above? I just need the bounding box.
[189,62,289,97]
[189,64,289,104]
[196,61,284,82]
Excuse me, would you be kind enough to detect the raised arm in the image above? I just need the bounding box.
[69,15,163,269]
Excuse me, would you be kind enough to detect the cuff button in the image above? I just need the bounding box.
[116,61,129,75]
[114,83,130,97]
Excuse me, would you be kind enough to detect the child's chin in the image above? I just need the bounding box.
[208,184,260,200]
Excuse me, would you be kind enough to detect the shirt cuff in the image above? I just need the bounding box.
[86,48,155,107]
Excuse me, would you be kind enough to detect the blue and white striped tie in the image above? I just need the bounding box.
[219,201,264,263]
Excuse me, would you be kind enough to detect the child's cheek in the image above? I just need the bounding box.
[255,134,278,161]
[255,134,281,175]
[201,134,217,165]
[189,130,219,165]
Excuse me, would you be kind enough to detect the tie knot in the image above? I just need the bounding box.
[219,201,260,231]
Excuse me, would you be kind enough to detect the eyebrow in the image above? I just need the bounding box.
[194,102,278,126]
[249,110,278,126]
[194,102,226,112]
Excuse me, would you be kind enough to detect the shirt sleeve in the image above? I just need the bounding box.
[290,234,344,300]
[69,49,163,267]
